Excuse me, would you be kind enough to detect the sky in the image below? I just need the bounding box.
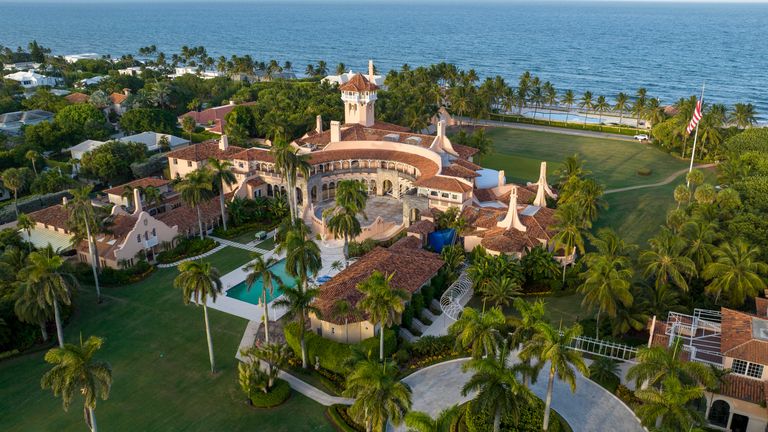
[2,0,768,3]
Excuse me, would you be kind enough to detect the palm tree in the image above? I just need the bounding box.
[207,158,236,231]
[614,92,629,127]
[730,102,757,128]
[344,359,412,432]
[579,91,593,125]
[640,228,697,291]
[331,299,360,344]
[682,220,718,273]
[480,275,521,308]
[461,344,535,432]
[14,282,52,342]
[273,284,320,368]
[589,357,621,390]
[508,298,545,387]
[578,253,634,338]
[17,212,35,251]
[529,84,543,120]
[324,180,367,266]
[449,306,504,359]
[627,337,715,389]
[270,139,310,221]
[41,335,112,432]
[594,95,610,124]
[562,90,575,123]
[702,240,768,306]
[335,62,346,75]
[174,261,222,373]
[357,271,408,361]
[181,115,197,143]
[278,221,322,293]
[23,246,77,348]
[2,167,29,217]
[249,342,289,390]
[551,203,587,281]
[243,255,283,344]
[142,185,163,210]
[543,81,557,123]
[25,150,40,175]
[521,322,588,431]
[176,167,215,239]
[635,376,704,431]
[405,405,461,432]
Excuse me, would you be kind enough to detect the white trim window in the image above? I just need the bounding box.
[732,359,764,379]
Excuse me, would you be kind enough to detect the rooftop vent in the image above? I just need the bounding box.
[383,133,400,142]
[405,136,423,146]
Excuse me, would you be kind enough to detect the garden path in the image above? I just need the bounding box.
[604,163,716,195]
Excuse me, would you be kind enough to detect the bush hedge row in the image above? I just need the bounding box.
[326,405,365,432]
[156,237,217,264]
[249,378,291,408]
[464,398,568,432]
[283,322,396,374]
[488,113,642,136]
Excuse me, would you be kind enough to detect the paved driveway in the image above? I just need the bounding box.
[392,356,645,432]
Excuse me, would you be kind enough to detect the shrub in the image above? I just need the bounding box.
[636,167,652,176]
[464,398,567,432]
[327,404,365,432]
[156,237,217,264]
[401,304,413,329]
[421,284,435,303]
[614,384,641,407]
[411,292,425,315]
[249,378,291,408]
[72,260,154,287]
[283,322,396,374]
[411,335,455,357]
[130,154,167,178]
[212,221,278,240]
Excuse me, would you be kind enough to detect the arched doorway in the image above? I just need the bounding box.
[310,185,317,203]
[382,180,393,195]
[328,182,336,200]
[322,184,328,201]
[369,180,376,195]
[410,208,420,222]
[295,187,303,206]
[708,400,730,428]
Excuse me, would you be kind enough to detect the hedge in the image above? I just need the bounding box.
[212,220,278,240]
[488,113,643,136]
[250,378,291,408]
[464,398,568,432]
[283,322,397,374]
[71,260,155,287]
[326,405,365,432]
[156,237,218,264]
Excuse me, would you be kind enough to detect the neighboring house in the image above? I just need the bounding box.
[68,132,188,160]
[118,66,142,76]
[2,62,41,71]
[648,295,768,432]
[169,67,224,79]
[22,198,75,253]
[0,109,54,135]
[76,76,107,88]
[102,177,172,210]
[64,92,90,104]
[63,53,102,63]
[323,60,387,89]
[67,139,107,160]
[166,135,244,179]
[108,89,131,115]
[178,101,254,134]
[4,71,62,89]
[310,235,444,343]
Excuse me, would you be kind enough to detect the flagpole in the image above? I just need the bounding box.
[686,82,706,188]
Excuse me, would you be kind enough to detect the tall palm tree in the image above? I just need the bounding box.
[324,180,367,266]
[614,92,629,126]
[176,167,215,239]
[543,81,557,123]
[578,253,634,338]
[509,298,545,387]
[562,90,575,123]
[405,405,461,432]
[730,102,757,128]
[702,240,768,306]
[270,139,310,221]
[579,91,593,125]
[181,115,197,143]
[14,282,52,342]
[551,203,588,281]
[635,376,704,431]
[23,246,77,348]
[529,84,543,120]
[273,284,320,368]
[17,212,35,251]
[357,271,408,361]
[594,95,610,124]
[2,167,29,217]
[461,344,535,432]
[207,158,237,231]
[343,359,412,432]
[626,337,715,389]
[67,186,102,302]
[278,221,322,293]
[174,261,222,373]
[640,228,697,291]
[480,275,521,308]
[25,149,40,175]
[41,335,112,432]
[682,220,718,273]
[243,255,283,344]
[449,306,505,359]
[520,322,589,431]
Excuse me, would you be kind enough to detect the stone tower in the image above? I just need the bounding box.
[339,73,378,127]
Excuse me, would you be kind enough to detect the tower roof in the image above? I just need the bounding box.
[339,73,379,92]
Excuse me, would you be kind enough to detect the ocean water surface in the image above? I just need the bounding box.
[1,1,767,120]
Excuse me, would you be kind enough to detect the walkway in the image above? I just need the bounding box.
[391,356,645,432]
[604,163,717,195]
[208,235,270,255]
[454,116,636,141]
[156,243,227,268]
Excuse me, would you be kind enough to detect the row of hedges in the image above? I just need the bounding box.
[249,378,291,408]
[283,322,397,374]
[347,231,406,258]
[212,220,278,240]
[464,398,569,432]
[326,405,365,432]
[488,112,643,136]
[156,237,217,264]
[397,335,465,372]
[71,260,154,287]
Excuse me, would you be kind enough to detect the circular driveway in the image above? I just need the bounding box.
[392,355,645,432]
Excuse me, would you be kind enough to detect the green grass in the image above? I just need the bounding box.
[256,237,277,251]
[480,128,687,188]
[468,292,589,326]
[0,246,333,432]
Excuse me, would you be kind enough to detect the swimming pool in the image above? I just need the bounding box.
[225,259,296,305]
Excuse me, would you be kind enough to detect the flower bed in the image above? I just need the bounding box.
[249,378,291,408]
[326,404,365,432]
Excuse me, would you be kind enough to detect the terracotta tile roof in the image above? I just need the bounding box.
[721,308,758,354]
[311,149,440,178]
[103,177,170,197]
[495,185,537,205]
[296,122,424,148]
[756,297,768,318]
[232,148,275,163]
[452,143,479,159]
[109,92,128,105]
[462,204,556,255]
[314,241,443,325]
[179,102,256,132]
[719,375,767,406]
[452,158,482,171]
[414,176,472,193]
[338,74,378,92]
[406,220,435,236]
[157,196,221,234]
[473,188,497,203]
[29,204,70,231]
[246,177,265,188]
[441,163,479,179]
[167,141,245,162]
[65,92,89,104]
[76,214,140,260]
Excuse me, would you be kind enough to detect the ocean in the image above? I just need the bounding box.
[1,1,767,121]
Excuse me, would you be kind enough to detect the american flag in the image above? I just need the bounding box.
[686,100,703,134]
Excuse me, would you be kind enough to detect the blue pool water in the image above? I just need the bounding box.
[225,260,295,306]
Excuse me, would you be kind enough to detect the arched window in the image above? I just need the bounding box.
[708,400,730,428]
[310,185,317,203]
[267,184,273,197]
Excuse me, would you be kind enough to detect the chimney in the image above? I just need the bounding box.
[532,161,555,207]
[219,135,229,151]
[123,88,131,96]
[133,187,143,216]
[497,186,527,232]
[498,170,506,187]
[437,120,446,137]
[330,121,341,142]
[368,60,374,81]
[316,115,323,133]
[62,196,68,206]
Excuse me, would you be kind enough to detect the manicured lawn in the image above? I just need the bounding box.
[0,247,333,432]
[256,237,277,251]
[479,128,687,188]
[468,292,589,327]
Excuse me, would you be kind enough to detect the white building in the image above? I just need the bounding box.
[169,67,224,80]
[76,76,107,88]
[323,60,387,90]
[68,132,189,160]
[63,53,102,63]
[3,62,41,71]
[0,110,54,135]
[67,139,108,161]
[4,71,62,89]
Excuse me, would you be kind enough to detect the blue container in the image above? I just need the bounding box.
[428,228,456,253]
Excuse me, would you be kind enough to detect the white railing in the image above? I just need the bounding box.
[439,267,472,321]
[569,335,639,362]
